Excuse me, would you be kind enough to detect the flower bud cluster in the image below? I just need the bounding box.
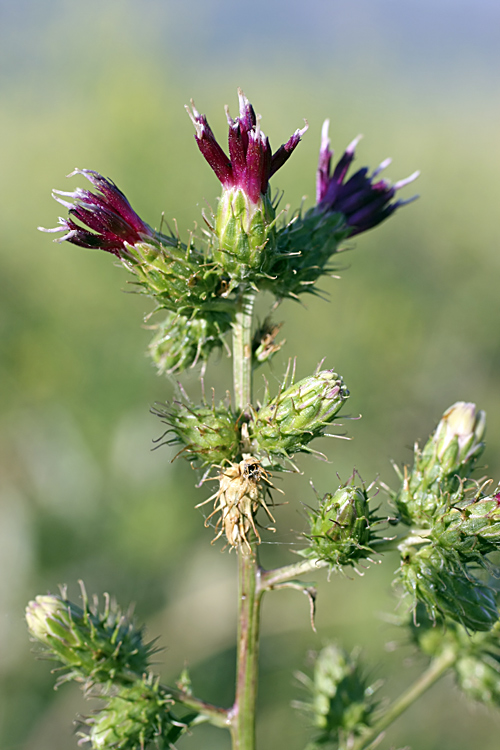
[250,368,349,468]
[82,675,183,750]
[299,483,382,572]
[25,588,153,687]
[153,397,240,468]
[294,644,380,749]
[391,403,500,630]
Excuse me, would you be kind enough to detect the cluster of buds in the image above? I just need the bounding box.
[25,586,153,687]
[197,458,276,550]
[81,675,183,750]
[299,482,382,571]
[250,367,349,468]
[152,394,240,467]
[294,643,380,749]
[394,401,486,526]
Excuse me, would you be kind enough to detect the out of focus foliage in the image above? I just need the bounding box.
[2,1,500,749]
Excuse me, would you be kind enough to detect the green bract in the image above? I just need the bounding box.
[154,400,240,467]
[263,207,351,299]
[214,188,277,280]
[299,484,378,570]
[250,368,349,467]
[431,493,500,560]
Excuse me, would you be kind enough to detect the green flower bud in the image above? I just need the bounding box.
[294,644,379,748]
[85,676,184,750]
[432,492,500,560]
[396,402,486,526]
[213,188,277,279]
[299,484,380,570]
[398,545,497,632]
[148,312,231,375]
[26,588,153,686]
[153,399,240,467]
[250,368,349,466]
[455,653,500,707]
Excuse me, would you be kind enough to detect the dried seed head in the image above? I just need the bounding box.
[197,458,276,550]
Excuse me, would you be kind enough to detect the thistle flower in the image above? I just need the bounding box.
[186,90,307,278]
[39,169,155,257]
[316,120,419,236]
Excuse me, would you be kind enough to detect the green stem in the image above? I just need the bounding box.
[230,285,260,750]
[233,288,255,413]
[350,647,457,750]
[167,686,229,729]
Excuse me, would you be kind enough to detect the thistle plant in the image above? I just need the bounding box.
[30,89,500,750]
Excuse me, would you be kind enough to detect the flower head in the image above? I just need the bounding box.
[39,169,154,256]
[316,120,419,235]
[186,89,308,205]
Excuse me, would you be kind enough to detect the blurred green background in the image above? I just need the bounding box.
[1,0,500,748]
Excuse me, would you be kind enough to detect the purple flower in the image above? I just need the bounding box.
[316,120,419,236]
[186,89,308,205]
[39,169,154,257]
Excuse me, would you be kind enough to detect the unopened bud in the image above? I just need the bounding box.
[250,369,349,465]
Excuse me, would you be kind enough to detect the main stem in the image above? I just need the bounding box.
[230,287,260,750]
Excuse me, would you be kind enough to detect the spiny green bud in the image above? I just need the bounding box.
[395,402,486,526]
[432,491,500,561]
[26,587,153,686]
[263,207,351,299]
[398,545,498,631]
[214,188,277,279]
[148,312,231,375]
[455,653,500,707]
[124,238,229,318]
[84,676,184,750]
[153,399,240,467]
[250,368,349,466]
[299,483,381,571]
[294,644,380,748]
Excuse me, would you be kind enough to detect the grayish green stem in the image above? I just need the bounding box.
[230,284,260,750]
[167,686,229,729]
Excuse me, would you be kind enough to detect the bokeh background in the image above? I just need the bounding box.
[1,0,500,748]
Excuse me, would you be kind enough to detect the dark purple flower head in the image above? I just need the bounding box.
[39,169,153,257]
[316,120,419,236]
[186,89,308,205]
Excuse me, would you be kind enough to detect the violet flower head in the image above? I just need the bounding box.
[39,169,154,257]
[186,89,308,205]
[316,120,419,236]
